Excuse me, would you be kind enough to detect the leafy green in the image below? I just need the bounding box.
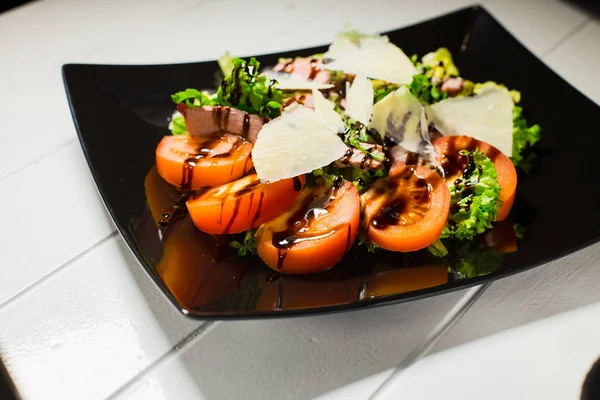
[217,57,283,118]
[358,240,380,253]
[341,120,385,161]
[229,229,258,256]
[408,74,447,104]
[169,114,188,136]
[441,150,501,241]
[372,81,399,103]
[171,88,217,108]
[427,239,448,257]
[348,164,387,193]
[218,52,235,78]
[511,105,542,171]
[308,166,339,189]
[306,164,387,194]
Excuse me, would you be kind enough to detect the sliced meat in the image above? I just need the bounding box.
[335,143,384,170]
[440,77,464,96]
[283,93,315,109]
[177,104,265,143]
[274,57,331,83]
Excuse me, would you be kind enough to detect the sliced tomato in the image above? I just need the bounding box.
[255,180,360,274]
[433,135,517,221]
[156,134,253,190]
[186,173,305,234]
[362,165,450,252]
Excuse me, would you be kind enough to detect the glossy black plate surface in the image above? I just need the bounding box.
[63,5,600,318]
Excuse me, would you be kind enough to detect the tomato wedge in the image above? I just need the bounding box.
[362,165,450,252]
[186,173,305,234]
[433,136,517,221]
[156,134,253,190]
[255,179,360,274]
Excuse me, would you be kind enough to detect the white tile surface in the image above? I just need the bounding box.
[370,301,600,400]
[0,236,201,400]
[483,0,590,57]
[0,79,77,180]
[115,289,472,400]
[545,19,600,105]
[0,142,114,305]
[433,242,600,352]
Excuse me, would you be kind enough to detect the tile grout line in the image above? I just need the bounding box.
[541,16,592,59]
[0,138,77,184]
[369,283,491,399]
[0,231,117,312]
[106,320,221,400]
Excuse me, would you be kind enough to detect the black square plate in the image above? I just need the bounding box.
[63,5,600,318]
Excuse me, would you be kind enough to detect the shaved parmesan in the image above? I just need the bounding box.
[323,33,417,84]
[369,86,426,153]
[427,87,514,156]
[344,75,373,125]
[252,106,348,183]
[263,71,334,90]
[312,89,344,132]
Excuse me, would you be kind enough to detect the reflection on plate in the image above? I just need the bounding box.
[63,5,600,318]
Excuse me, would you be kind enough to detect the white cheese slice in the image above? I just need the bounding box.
[252,106,348,183]
[427,87,514,156]
[323,33,417,84]
[312,89,345,132]
[263,71,334,90]
[368,86,425,153]
[344,75,373,125]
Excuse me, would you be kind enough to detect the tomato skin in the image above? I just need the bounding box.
[433,135,517,221]
[256,180,360,274]
[156,134,253,190]
[362,165,450,252]
[186,174,305,235]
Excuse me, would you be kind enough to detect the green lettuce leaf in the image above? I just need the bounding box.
[171,88,216,108]
[441,149,501,241]
[217,57,283,118]
[408,74,447,104]
[229,229,258,256]
[511,105,542,171]
[169,114,188,135]
[218,52,235,78]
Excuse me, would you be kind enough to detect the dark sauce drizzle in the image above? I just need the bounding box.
[370,168,431,230]
[271,183,346,269]
[293,176,303,191]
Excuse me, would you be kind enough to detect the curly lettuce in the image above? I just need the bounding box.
[171,88,216,108]
[511,105,542,171]
[217,57,283,118]
[441,149,501,241]
[229,229,258,256]
[408,74,447,104]
[169,112,188,136]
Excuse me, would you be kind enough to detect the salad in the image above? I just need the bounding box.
[155,30,541,275]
